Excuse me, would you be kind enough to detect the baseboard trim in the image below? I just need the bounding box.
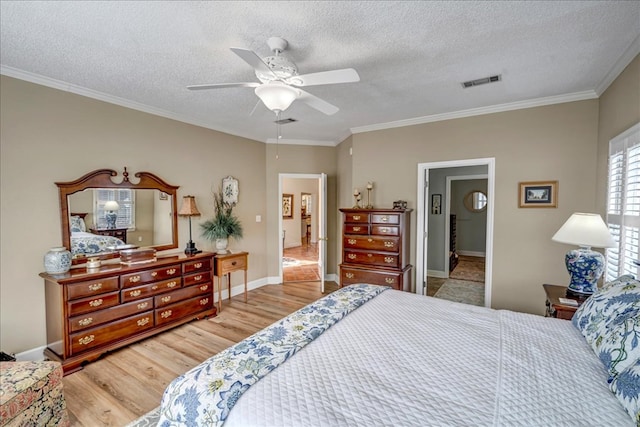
[16,346,47,362]
[427,269,448,278]
[457,251,486,257]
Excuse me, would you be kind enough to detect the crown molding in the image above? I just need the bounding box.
[350,91,598,134]
[265,138,336,147]
[595,34,640,96]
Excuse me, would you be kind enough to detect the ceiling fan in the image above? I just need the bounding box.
[187,37,360,115]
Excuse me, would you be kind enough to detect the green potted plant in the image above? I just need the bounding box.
[200,189,243,253]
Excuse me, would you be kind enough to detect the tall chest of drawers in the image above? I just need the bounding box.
[339,208,413,292]
[40,252,215,374]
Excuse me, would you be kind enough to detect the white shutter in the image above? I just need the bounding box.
[94,189,135,230]
[606,123,640,281]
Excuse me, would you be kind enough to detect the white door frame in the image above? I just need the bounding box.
[415,158,495,307]
[278,173,327,286]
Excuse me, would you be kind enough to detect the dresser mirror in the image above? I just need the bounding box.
[463,190,488,213]
[57,168,179,261]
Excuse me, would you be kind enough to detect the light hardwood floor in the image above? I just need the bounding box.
[62,281,339,426]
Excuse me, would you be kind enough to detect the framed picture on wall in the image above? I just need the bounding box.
[518,181,558,208]
[282,194,293,219]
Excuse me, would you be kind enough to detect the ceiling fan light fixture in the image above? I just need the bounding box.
[255,82,299,112]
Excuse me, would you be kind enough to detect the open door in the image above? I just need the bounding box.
[319,173,327,293]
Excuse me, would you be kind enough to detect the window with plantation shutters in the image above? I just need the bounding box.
[606,122,640,281]
[93,189,135,230]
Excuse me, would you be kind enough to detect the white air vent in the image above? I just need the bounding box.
[461,74,502,88]
[274,118,297,125]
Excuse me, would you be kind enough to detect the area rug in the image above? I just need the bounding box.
[282,257,300,267]
[125,406,160,427]
[433,279,485,306]
[449,255,485,282]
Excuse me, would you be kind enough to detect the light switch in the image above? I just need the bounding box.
[256,215,262,222]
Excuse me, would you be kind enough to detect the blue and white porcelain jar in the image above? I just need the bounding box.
[44,247,72,274]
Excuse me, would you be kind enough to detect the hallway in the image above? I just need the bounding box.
[283,243,320,282]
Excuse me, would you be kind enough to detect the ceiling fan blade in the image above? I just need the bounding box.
[187,82,260,90]
[297,90,339,115]
[230,47,277,80]
[248,99,261,116]
[287,68,360,87]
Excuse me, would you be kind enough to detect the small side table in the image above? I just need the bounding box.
[214,251,248,312]
[543,284,588,320]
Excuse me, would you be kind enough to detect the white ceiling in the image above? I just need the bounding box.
[1,1,639,146]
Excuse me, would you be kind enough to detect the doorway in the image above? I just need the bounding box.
[415,158,495,307]
[279,174,327,292]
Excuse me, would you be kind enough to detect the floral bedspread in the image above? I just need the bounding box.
[70,231,125,255]
[157,284,389,427]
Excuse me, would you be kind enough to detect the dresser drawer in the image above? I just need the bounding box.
[371,225,399,236]
[120,264,181,288]
[343,251,399,268]
[154,282,212,308]
[344,224,369,235]
[343,236,399,252]
[340,266,403,290]
[69,312,154,355]
[183,258,211,274]
[371,213,400,225]
[68,298,153,333]
[345,212,369,223]
[121,277,182,302]
[183,271,211,287]
[67,277,119,300]
[68,291,120,316]
[155,295,214,326]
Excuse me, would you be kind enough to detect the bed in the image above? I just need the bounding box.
[69,214,125,256]
[158,278,639,426]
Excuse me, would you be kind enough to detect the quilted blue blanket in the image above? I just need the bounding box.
[157,284,389,426]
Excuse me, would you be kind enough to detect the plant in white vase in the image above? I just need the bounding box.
[200,188,243,254]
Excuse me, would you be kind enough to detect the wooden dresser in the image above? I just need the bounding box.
[339,208,413,292]
[40,252,215,374]
[89,227,128,243]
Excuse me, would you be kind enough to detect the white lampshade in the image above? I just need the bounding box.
[551,213,616,248]
[104,200,120,211]
[255,82,299,112]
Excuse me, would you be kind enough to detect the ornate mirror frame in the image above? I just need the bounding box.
[56,168,179,261]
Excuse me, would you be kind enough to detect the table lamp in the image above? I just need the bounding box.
[104,201,120,229]
[551,212,616,296]
[178,195,202,255]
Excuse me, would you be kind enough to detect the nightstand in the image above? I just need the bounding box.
[89,227,127,243]
[543,284,588,320]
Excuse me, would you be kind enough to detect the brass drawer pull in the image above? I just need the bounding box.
[381,216,389,222]
[367,253,373,257]
[160,310,172,319]
[151,272,158,277]
[380,227,389,233]
[348,254,357,260]
[130,290,142,297]
[384,241,394,247]
[194,262,203,268]
[78,335,95,346]
[78,317,93,327]
[353,215,361,220]
[347,239,357,245]
[161,296,171,303]
[384,257,394,263]
[89,298,103,307]
[129,275,141,283]
[166,268,176,275]
[385,277,395,284]
[368,238,373,242]
[200,285,209,291]
[88,283,102,291]
[137,318,150,327]
[137,302,149,310]
[200,298,209,305]
[167,281,177,288]
[194,275,203,281]
[152,285,159,290]
[345,273,354,279]
[352,226,361,232]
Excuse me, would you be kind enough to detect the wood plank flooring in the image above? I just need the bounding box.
[61,281,339,426]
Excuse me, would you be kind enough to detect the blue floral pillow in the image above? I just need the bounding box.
[572,275,639,346]
[69,215,86,233]
[593,306,640,380]
[610,357,640,424]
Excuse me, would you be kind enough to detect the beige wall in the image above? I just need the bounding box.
[350,100,600,314]
[0,75,268,354]
[596,55,640,213]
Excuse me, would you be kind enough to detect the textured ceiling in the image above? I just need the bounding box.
[1,1,639,145]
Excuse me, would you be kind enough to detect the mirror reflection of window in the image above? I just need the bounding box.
[473,191,487,210]
[94,189,135,229]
